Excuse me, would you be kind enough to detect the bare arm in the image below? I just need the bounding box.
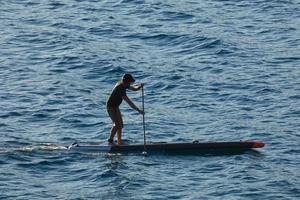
[129,83,144,91]
[122,95,144,115]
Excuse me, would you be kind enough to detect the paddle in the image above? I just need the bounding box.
[141,85,147,155]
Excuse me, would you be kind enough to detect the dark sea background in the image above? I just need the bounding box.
[1,0,300,199]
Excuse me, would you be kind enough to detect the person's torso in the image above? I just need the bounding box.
[106,82,128,107]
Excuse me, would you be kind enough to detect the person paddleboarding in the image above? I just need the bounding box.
[107,74,144,145]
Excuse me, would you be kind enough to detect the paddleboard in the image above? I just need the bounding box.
[68,141,264,154]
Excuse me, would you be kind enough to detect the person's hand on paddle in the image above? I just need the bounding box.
[129,83,144,91]
[138,109,145,115]
[136,83,144,90]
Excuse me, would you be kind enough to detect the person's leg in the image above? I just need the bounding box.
[116,128,122,145]
[107,107,123,144]
[107,107,119,144]
[108,125,117,144]
[115,108,124,145]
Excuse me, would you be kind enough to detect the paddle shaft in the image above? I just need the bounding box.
[141,86,146,153]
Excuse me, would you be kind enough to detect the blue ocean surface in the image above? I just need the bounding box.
[0,0,299,199]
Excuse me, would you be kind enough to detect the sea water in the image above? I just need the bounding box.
[0,0,299,199]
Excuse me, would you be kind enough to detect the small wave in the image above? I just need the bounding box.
[0,148,9,154]
[174,38,222,54]
[16,144,67,152]
[0,111,22,119]
[289,94,300,100]
[123,33,183,46]
[47,2,66,10]
[0,143,67,156]
[88,27,114,36]
[216,49,234,55]
[16,158,67,168]
[256,88,281,95]
[116,0,146,5]
[159,11,195,21]
[274,56,300,62]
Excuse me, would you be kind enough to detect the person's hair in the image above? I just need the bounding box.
[122,74,135,83]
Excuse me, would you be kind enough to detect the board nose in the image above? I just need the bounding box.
[253,142,265,148]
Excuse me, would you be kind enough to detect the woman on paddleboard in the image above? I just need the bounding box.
[107,74,144,145]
